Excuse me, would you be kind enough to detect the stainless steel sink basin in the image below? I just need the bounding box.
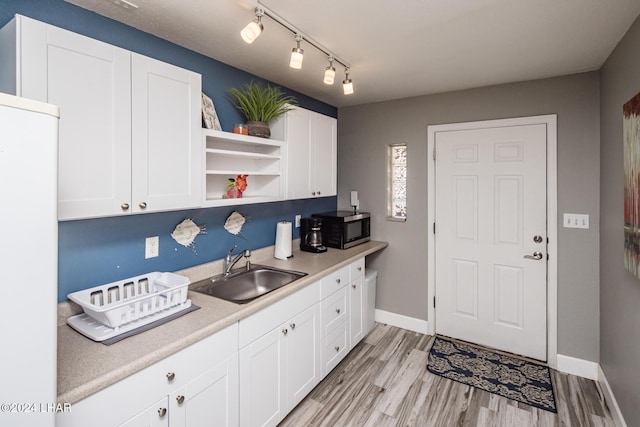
[192,265,307,303]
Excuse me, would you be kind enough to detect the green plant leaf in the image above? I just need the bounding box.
[228,81,297,122]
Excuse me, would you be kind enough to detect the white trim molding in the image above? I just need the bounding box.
[374,309,429,334]
[426,115,558,368]
[598,365,628,427]
[556,354,599,380]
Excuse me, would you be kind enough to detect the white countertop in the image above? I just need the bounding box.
[57,241,387,404]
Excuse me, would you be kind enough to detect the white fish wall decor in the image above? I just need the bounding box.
[224,211,247,237]
[171,218,207,254]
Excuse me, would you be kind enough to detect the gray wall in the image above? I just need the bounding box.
[600,15,640,423]
[338,72,600,362]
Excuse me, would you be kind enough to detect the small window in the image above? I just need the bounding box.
[387,143,407,221]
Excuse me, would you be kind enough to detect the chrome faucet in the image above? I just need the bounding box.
[223,245,251,276]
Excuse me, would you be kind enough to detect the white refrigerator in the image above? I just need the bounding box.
[0,93,59,427]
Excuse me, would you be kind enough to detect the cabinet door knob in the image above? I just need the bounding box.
[358,266,362,271]
[334,346,340,352]
[139,201,147,209]
[312,191,316,196]
[318,191,321,195]
[158,407,167,417]
[282,328,288,335]
[290,323,296,330]
[176,395,185,405]
[121,203,130,211]
[166,372,175,381]
[335,308,341,314]
[336,278,341,284]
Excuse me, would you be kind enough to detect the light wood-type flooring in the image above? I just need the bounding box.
[279,324,614,427]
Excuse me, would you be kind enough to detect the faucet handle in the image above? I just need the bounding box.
[243,249,251,258]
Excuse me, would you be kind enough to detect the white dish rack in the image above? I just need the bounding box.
[67,272,192,341]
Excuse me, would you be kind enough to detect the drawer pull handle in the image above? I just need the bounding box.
[335,346,340,352]
[158,407,167,417]
[166,372,175,381]
[282,328,288,335]
[335,308,341,314]
[290,323,296,330]
[176,395,185,405]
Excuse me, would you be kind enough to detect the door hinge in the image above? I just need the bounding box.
[433,296,436,308]
[433,147,436,160]
[433,223,436,234]
[547,253,550,260]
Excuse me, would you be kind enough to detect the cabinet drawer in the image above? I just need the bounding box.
[319,266,349,299]
[321,287,347,337]
[321,322,348,376]
[239,280,319,348]
[350,258,365,281]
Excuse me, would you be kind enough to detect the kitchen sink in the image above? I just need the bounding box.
[191,265,307,303]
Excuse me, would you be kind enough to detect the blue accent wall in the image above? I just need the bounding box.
[0,1,338,301]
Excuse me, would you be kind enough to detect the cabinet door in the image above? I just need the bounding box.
[239,328,285,427]
[119,397,169,427]
[18,16,132,220]
[311,112,337,197]
[131,53,202,214]
[285,304,321,411]
[284,107,312,199]
[349,275,365,349]
[169,355,239,427]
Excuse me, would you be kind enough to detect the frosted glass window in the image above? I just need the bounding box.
[387,144,407,220]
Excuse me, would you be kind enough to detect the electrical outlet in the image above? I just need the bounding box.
[145,236,159,258]
[295,214,301,228]
[563,213,589,229]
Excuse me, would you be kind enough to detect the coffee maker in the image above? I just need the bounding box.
[300,217,327,253]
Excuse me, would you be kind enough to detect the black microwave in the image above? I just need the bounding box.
[311,211,371,249]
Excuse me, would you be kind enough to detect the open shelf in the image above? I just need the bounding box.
[203,128,286,206]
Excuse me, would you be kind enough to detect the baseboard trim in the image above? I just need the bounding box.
[374,309,429,334]
[598,365,627,427]
[556,354,599,380]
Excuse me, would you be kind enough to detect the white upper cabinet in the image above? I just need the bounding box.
[284,106,337,199]
[131,53,202,214]
[1,15,202,220]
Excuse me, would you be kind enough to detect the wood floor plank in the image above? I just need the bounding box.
[277,323,615,427]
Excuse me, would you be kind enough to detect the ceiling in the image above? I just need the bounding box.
[65,0,640,108]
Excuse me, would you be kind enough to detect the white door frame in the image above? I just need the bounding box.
[427,115,558,368]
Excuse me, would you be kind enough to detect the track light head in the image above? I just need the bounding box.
[241,8,264,44]
[323,56,336,85]
[343,68,354,95]
[289,34,304,69]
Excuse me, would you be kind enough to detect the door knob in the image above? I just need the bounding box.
[524,251,543,260]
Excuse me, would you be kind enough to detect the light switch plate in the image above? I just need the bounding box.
[563,213,589,229]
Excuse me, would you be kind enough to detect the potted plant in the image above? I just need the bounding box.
[228,81,297,138]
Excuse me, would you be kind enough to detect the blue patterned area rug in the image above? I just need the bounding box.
[427,336,557,413]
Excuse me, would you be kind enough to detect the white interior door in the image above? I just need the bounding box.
[434,123,548,360]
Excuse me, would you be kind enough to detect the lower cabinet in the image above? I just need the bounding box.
[57,324,238,427]
[58,257,371,427]
[239,301,321,427]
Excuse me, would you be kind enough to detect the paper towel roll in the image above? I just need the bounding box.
[274,221,292,260]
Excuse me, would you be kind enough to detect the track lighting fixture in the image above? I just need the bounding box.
[240,2,354,95]
[240,8,264,44]
[289,34,304,69]
[343,68,354,95]
[323,56,336,85]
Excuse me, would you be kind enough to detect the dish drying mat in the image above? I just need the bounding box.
[68,303,200,345]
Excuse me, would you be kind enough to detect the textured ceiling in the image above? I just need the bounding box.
[66,0,640,107]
